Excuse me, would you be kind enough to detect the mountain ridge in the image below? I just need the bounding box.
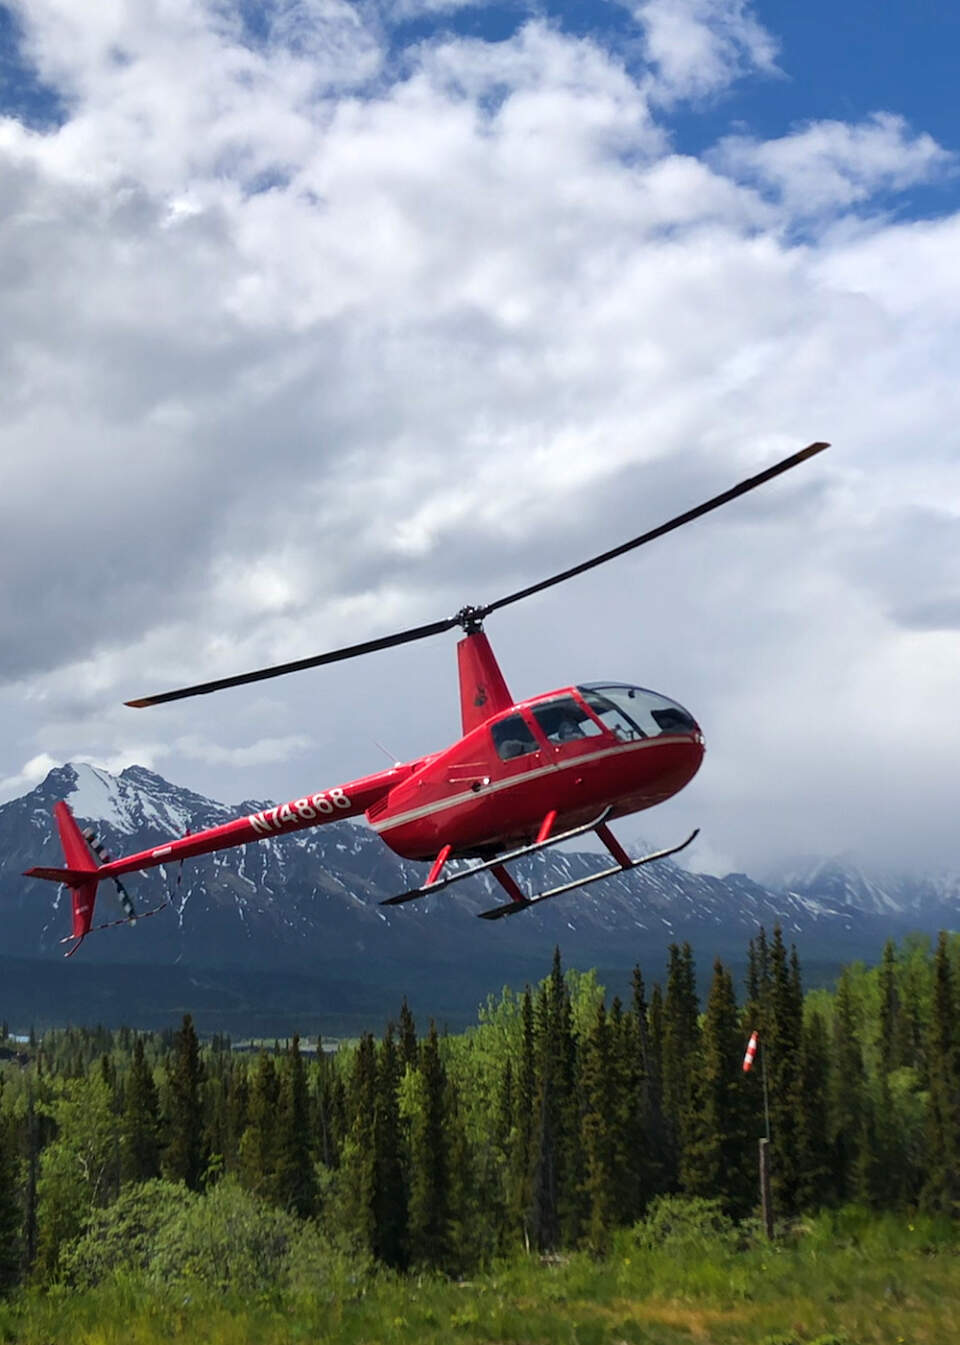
[1,762,955,1031]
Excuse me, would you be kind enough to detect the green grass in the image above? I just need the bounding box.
[2,1211,957,1344]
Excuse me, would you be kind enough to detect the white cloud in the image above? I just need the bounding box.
[0,754,62,798]
[174,733,312,766]
[1,2,959,874]
[634,0,779,102]
[714,112,953,214]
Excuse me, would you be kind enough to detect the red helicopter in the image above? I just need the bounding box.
[26,442,828,954]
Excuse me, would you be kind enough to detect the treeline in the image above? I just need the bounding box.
[0,928,958,1291]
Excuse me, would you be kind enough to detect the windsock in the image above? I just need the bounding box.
[742,1030,759,1073]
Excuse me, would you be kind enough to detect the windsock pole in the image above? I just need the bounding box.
[743,1028,774,1238]
[742,1028,770,1141]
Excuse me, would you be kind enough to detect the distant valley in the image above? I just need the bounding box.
[1,763,957,1034]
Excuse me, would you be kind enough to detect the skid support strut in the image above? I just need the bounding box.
[381,807,616,908]
[380,808,699,919]
[477,824,699,920]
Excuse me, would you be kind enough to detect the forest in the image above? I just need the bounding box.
[1,927,959,1343]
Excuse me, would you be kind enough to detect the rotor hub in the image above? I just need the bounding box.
[454,605,487,635]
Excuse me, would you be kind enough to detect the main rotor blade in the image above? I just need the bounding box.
[127,440,828,708]
[125,616,458,708]
[480,441,829,618]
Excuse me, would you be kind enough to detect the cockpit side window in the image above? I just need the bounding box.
[491,713,539,761]
[531,697,603,745]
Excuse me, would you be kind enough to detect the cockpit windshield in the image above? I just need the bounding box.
[578,684,698,741]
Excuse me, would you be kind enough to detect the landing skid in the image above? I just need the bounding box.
[380,807,699,920]
[381,807,616,907]
[478,829,699,920]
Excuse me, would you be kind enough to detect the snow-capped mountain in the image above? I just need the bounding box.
[1,763,955,1030]
[768,855,960,924]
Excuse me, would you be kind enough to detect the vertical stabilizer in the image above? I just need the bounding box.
[457,631,514,735]
[52,801,100,941]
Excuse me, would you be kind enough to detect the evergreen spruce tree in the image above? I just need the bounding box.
[878,939,902,1076]
[612,993,648,1223]
[580,1001,624,1250]
[98,1052,122,1205]
[662,943,700,1186]
[373,1027,407,1267]
[339,1033,378,1251]
[238,1053,280,1198]
[121,1036,160,1184]
[274,1035,316,1217]
[21,1084,40,1273]
[854,1070,900,1209]
[530,950,581,1249]
[622,967,657,1211]
[828,969,865,1203]
[407,1023,449,1268]
[507,986,536,1245]
[442,1078,475,1275]
[314,1048,345,1170]
[793,1008,832,1211]
[766,928,804,1213]
[163,1014,206,1191]
[0,1103,20,1295]
[921,932,960,1212]
[745,938,760,1016]
[683,960,753,1216]
[398,998,418,1069]
[646,982,670,1191]
[225,1067,249,1174]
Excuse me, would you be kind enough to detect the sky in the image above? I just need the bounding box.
[1,0,959,879]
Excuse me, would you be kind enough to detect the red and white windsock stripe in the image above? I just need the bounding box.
[742,1030,759,1073]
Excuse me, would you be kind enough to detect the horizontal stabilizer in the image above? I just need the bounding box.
[24,865,94,886]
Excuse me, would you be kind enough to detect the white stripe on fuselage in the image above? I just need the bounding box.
[370,734,693,834]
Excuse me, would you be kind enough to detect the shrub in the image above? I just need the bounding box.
[631,1195,738,1254]
[148,1178,301,1294]
[59,1180,197,1287]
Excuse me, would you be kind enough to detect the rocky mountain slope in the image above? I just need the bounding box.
[1,763,954,1031]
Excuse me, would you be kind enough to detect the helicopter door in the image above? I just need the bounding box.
[530,696,604,759]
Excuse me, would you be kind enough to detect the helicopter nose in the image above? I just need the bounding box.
[655,729,705,801]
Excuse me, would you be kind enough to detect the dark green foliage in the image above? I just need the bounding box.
[407,1022,449,1269]
[921,932,960,1213]
[121,1038,160,1185]
[794,1009,832,1211]
[513,986,536,1232]
[530,949,581,1249]
[878,939,901,1075]
[239,1052,279,1198]
[829,971,865,1204]
[3,932,960,1291]
[337,1033,377,1252]
[273,1036,315,1218]
[398,997,418,1068]
[162,1014,206,1191]
[579,1001,624,1249]
[0,1104,19,1294]
[662,942,700,1186]
[372,1027,406,1267]
[683,960,753,1216]
[766,928,804,1214]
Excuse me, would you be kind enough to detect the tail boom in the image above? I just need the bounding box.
[26,764,411,900]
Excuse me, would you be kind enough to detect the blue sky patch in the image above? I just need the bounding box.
[0,5,66,130]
